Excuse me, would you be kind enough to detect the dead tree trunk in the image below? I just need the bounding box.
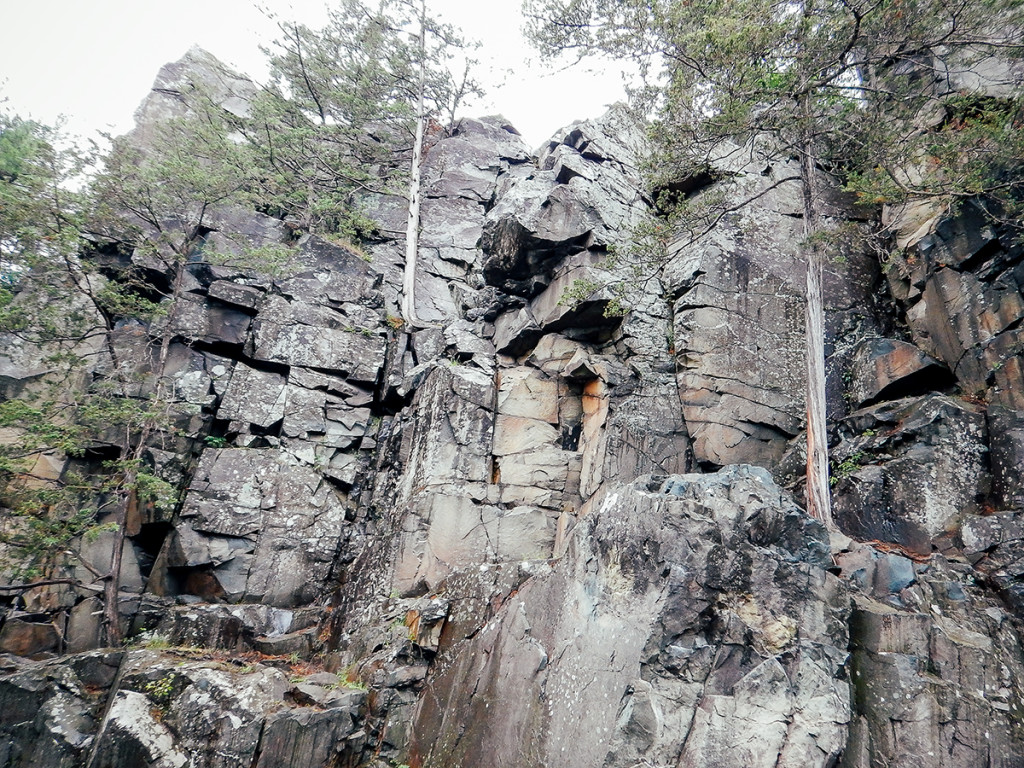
[799,122,835,531]
[401,0,427,328]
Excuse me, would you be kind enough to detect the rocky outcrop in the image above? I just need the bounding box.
[838,543,1024,768]
[832,395,988,554]
[0,647,368,768]
[663,153,884,470]
[888,204,1024,410]
[1,47,1023,768]
[411,467,847,768]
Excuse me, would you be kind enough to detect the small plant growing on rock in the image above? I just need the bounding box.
[144,674,176,706]
[135,631,171,650]
[830,451,865,487]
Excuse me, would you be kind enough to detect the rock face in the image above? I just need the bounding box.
[411,467,849,768]
[839,545,1024,768]
[1,48,1023,768]
[833,395,988,554]
[884,200,1024,409]
[663,153,884,469]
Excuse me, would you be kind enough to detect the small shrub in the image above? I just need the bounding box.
[830,451,865,487]
[144,674,176,705]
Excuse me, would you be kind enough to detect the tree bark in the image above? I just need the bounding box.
[101,255,187,646]
[799,124,835,531]
[401,0,427,328]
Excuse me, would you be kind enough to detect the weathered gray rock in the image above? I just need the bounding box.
[481,106,649,298]
[410,467,847,768]
[662,156,885,471]
[882,202,1024,410]
[962,507,1024,615]
[0,652,121,768]
[833,395,988,553]
[129,46,255,149]
[89,649,363,768]
[250,296,386,383]
[148,603,311,651]
[201,205,289,263]
[839,550,1024,768]
[392,492,557,596]
[206,279,264,310]
[493,306,545,356]
[847,337,950,407]
[392,116,532,325]
[667,223,806,467]
[6,43,1024,768]
[481,176,602,294]
[989,406,1024,510]
[153,448,346,606]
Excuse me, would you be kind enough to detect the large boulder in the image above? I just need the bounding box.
[838,545,1024,768]
[846,337,951,407]
[0,652,123,768]
[833,395,988,553]
[410,467,848,768]
[129,46,256,150]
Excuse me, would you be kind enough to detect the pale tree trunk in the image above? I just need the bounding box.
[401,0,427,328]
[799,126,835,531]
[102,254,188,646]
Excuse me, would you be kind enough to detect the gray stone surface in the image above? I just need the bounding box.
[410,468,847,768]
[989,406,1024,510]
[833,395,988,553]
[847,337,949,407]
[883,201,1024,410]
[154,448,346,606]
[0,652,122,768]
[250,296,386,383]
[84,649,365,768]
[3,46,1024,768]
[666,223,807,466]
[838,549,1024,768]
[481,106,648,298]
[129,46,256,149]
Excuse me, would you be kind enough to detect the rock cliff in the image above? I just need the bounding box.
[1,49,1023,768]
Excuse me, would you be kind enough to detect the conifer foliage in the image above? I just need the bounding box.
[0,0,480,647]
[525,0,1024,528]
[237,0,480,239]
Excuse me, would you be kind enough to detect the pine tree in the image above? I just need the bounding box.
[248,0,480,326]
[525,0,1024,529]
[1,3,483,646]
[0,101,280,645]
[240,0,481,249]
[400,0,481,326]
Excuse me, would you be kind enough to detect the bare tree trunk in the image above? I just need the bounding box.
[101,257,187,646]
[401,0,427,328]
[101,490,129,646]
[799,127,835,531]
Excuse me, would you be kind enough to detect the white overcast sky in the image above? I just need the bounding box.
[0,0,627,150]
